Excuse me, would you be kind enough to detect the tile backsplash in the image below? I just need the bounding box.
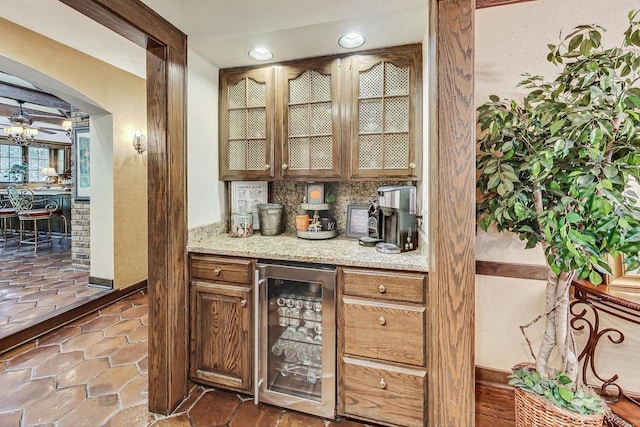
[270,181,409,234]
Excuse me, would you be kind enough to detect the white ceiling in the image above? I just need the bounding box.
[0,0,427,76]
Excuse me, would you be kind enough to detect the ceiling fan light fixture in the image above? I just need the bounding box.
[3,124,38,145]
[248,48,274,61]
[338,32,366,49]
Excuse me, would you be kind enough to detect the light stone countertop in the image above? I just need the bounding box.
[188,230,429,272]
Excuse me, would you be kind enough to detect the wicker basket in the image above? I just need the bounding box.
[514,387,604,427]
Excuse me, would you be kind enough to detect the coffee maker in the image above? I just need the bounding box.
[375,185,418,253]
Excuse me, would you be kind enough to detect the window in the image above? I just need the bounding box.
[27,146,50,182]
[0,143,25,182]
[607,178,640,287]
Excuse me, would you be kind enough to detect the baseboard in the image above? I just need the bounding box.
[89,276,114,289]
[0,280,147,354]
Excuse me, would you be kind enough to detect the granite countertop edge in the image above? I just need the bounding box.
[187,231,429,273]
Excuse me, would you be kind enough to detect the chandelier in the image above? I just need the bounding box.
[2,101,39,145]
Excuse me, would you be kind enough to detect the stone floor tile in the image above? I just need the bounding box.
[9,305,55,323]
[22,385,86,426]
[127,324,149,343]
[173,385,207,414]
[5,344,59,371]
[85,335,128,359]
[57,357,111,388]
[32,350,83,379]
[151,414,192,427]
[36,325,81,346]
[57,393,120,427]
[137,355,148,374]
[0,368,31,392]
[119,373,148,407]
[110,342,147,366]
[327,418,373,427]
[121,305,148,320]
[277,410,327,427]
[104,404,156,427]
[188,390,242,427]
[229,400,283,427]
[61,330,104,352]
[0,376,56,412]
[105,319,143,337]
[35,293,77,308]
[17,289,59,302]
[0,410,22,427]
[87,364,139,397]
[0,301,36,316]
[99,300,134,316]
[80,313,121,332]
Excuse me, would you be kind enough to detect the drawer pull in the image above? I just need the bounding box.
[379,378,387,389]
[378,284,386,293]
[213,268,221,276]
[379,316,386,326]
[240,299,247,307]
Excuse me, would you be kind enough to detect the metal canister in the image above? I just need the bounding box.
[257,203,284,236]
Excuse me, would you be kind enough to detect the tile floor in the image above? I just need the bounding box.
[0,289,376,427]
[0,242,109,339]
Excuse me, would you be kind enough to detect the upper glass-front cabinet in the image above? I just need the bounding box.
[219,68,275,180]
[280,58,341,180]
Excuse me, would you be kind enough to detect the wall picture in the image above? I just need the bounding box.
[74,127,90,201]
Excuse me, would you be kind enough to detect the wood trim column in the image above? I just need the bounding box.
[428,0,475,425]
[58,0,188,415]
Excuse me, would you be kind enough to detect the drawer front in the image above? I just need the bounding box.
[190,254,252,284]
[343,357,426,427]
[342,268,426,303]
[343,298,425,366]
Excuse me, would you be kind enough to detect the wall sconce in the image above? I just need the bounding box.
[132,129,147,154]
[62,120,73,138]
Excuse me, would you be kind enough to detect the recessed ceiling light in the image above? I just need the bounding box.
[338,33,366,49]
[248,48,274,61]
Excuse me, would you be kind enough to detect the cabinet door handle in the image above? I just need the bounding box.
[282,164,288,170]
[379,316,386,326]
[240,299,247,307]
[379,378,387,389]
[409,162,416,169]
[378,284,386,293]
[264,164,270,170]
[213,268,221,276]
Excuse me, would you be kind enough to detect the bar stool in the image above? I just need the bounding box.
[6,184,68,252]
[0,195,17,248]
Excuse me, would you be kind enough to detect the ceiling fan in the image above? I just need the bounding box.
[7,101,59,135]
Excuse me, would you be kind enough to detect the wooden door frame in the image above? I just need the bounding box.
[60,0,477,423]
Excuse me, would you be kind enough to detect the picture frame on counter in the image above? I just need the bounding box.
[230,181,268,230]
[346,204,370,238]
[74,126,90,201]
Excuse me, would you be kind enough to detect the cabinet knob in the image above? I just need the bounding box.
[213,268,221,276]
[378,284,386,293]
[379,378,387,389]
[379,316,386,326]
[282,164,288,170]
[409,162,416,169]
[240,299,247,307]
[264,164,270,170]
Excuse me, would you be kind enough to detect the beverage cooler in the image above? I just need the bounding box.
[255,261,336,419]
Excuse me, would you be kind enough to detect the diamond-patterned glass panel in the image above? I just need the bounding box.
[384,134,410,169]
[228,140,247,170]
[228,110,246,139]
[310,137,333,169]
[227,79,246,108]
[247,108,266,138]
[247,78,266,107]
[358,135,383,169]
[310,102,332,135]
[359,63,384,98]
[246,140,267,170]
[289,138,310,169]
[385,63,409,96]
[310,71,331,102]
[359,99,383,133]
[289,105,309,136]
[289,71,310,104]
[385,97,409,132]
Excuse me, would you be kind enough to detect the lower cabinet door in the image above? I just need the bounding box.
[342,357,426,427]
[190,281,252,393]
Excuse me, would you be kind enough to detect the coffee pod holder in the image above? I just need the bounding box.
[296,203,337,240]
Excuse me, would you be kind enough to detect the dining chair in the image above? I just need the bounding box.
[6,184,68,252]
[0,194,17,248]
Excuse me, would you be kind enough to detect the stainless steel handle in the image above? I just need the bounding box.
[379,378,387,389]
[254,269,260,404]
[378,284,386,293]
[379,316,386,326]
[213,268,221,276]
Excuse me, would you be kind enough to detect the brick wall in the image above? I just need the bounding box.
[70,110,90,270]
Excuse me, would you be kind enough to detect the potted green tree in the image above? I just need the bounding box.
[476,10,640,425]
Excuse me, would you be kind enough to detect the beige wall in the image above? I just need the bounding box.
[0,17,147,289]
[476,0,640,392]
